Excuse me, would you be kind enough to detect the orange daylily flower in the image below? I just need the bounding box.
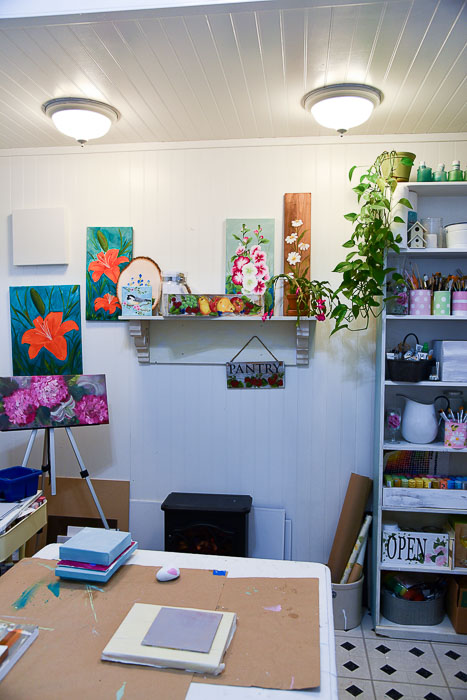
[88,248,129,283]
[94,293,121,314]
[21,312,79,361]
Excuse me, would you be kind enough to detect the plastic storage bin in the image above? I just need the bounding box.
[381,588,445,626]
[386,359,434,382]
[0,466,42,501]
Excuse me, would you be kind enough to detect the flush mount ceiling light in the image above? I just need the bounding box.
[42,97,120,145]
[303,84,383,135]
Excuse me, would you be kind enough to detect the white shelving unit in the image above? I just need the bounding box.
[372,181,467,644]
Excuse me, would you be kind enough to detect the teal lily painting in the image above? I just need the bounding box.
[9,285,83,376]
[225,219,274,296]
[86,227,133,320]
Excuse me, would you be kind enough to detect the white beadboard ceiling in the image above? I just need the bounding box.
[0,0,465,149]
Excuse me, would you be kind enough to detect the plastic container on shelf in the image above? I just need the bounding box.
[381,588,445,626]
[386,359,434,382]
[0,466,42,501]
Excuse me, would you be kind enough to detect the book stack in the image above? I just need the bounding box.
[55,527,137,583]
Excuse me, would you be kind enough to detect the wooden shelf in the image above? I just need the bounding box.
[120,316,314,366]
[383,440,467,452]
[388,248,467,259]
[386,315,467,320]
[407,181,467,196]
[376,614,467,644]
[381,563,466,576]
[385,380,467,387]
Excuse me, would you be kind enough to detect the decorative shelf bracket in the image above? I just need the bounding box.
[128,319,150,364]
[296,321,310,366]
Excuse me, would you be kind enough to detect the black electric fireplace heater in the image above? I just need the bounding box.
[161,492,252,557]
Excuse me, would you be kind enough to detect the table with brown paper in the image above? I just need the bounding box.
[0,545,337,699]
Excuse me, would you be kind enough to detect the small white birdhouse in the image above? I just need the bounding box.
[407,221,427,248]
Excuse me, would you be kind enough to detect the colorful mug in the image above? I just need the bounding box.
[444,421,467,449]
[452,291,467,317]
[433,291,450,316]
[409,289,431,315]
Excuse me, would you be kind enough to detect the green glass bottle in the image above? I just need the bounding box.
[448,160,463,181]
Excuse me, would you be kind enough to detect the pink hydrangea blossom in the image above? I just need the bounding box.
[74,394,109,425]
[3,389,37,426]
[30,375,69,409]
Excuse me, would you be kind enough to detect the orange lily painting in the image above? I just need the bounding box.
[86,227,133,320]
[10,285,83,376]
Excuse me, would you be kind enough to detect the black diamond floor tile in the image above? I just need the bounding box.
[345,684,364,697]
[445,649,461,661]
[424,693,443,700]
[341,641,356,651]
[416,667,433,679]
[409,646,424,657]
[343,660,359,672]
[455,670,467,682]
[376,644,391,654]
[380,664,397,676]
[386,689,403,700]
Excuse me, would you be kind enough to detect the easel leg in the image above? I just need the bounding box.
[65,428,109,529]
[22,429,38,468]
[49,428,56,496]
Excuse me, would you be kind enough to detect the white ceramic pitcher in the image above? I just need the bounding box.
[398,395,448,444]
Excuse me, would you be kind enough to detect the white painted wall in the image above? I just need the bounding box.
[1,134,466,561]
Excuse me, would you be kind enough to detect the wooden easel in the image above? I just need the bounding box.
[22,427,109,529]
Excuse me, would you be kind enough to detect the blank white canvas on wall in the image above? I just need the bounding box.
[12,207,69,265]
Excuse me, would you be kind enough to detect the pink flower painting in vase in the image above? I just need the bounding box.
[386,408,401,443]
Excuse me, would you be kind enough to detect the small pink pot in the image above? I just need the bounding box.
[452,291,467,317]
[409,289,432,316]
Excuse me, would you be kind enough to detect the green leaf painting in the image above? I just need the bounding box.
[225,219,274,298]
[86,227,133,321]
[9,285,83,376]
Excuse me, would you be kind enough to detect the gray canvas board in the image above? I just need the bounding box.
[142,607,222,653]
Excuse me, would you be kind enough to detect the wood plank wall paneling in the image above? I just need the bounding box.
[1,137,466,563]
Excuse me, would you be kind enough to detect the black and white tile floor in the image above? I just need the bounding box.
[336,610,467,699]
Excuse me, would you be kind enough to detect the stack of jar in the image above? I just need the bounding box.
[417,160,465,182]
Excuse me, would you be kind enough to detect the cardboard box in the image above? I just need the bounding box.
[449,516,467,569]
[446,575,467,634]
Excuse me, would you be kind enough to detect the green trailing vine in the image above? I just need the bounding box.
[330,150,413,334]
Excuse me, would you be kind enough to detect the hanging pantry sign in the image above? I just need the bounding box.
[226,336,285,389]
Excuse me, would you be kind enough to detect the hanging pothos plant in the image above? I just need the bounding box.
[330,150,413,334]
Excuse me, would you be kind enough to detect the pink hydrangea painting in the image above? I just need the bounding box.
[0,375,109,431]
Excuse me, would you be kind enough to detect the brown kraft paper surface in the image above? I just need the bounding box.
[0,559,224,700]
[195,576,320,691]
[0,560,320,697]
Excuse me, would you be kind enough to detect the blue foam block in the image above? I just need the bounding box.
[59,527,132,566]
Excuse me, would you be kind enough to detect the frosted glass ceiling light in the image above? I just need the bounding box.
[42,97,120,145]
[303,84,383,135]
